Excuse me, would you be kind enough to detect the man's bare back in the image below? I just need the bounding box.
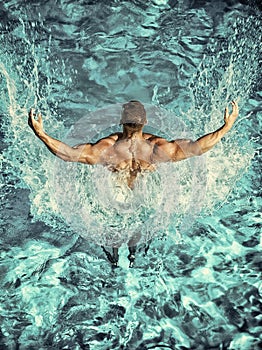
[97,132,167,188]
[28,99,238,267]
[28,100,238,189]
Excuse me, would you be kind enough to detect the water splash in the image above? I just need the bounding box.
[0,2,261,349]
[0,13,256,248]
[49,105,207,246]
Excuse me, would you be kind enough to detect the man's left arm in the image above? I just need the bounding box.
[173,100,239,160]
[28,109,120,164]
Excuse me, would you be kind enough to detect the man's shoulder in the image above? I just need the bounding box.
[95,132,122,147]
[143,133,168,144]
[100,132,122,141]
[107,132,123,141]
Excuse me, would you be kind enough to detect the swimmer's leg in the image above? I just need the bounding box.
[101,246,119,268]
[127,246,137,268]
[126,241,152,268]
[144,239,152,256]
[127,232,144,268]
[112,247,119,268]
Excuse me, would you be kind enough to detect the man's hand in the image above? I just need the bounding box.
[224,100,239,129]
[28,108,44,136]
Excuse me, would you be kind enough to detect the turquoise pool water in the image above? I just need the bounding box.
[0,0,261,349]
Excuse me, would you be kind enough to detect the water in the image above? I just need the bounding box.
[0,0,261,349]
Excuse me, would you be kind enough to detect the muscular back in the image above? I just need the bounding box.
[99,133,169,165]
[93,132,171,188]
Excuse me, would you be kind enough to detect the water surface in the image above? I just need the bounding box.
[0,0,261,349]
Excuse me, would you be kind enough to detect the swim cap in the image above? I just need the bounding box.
[120,100,147,125]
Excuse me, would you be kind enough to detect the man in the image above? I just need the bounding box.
[28,100,238,267]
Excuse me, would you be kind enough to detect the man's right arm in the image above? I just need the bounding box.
[28,109,95,163]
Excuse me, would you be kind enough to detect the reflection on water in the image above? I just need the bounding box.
[0,0,261,349]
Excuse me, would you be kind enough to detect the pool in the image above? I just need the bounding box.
[0,0,261,349]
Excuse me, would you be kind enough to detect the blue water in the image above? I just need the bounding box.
[0,0,261,349]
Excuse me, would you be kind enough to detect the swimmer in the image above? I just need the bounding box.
[28,100,238,267]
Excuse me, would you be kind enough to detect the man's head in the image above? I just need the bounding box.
[120,100,147,127]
